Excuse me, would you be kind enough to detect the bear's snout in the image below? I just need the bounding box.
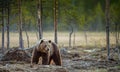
[47,48,49,51]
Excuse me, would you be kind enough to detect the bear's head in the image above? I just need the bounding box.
[37,39,52,53]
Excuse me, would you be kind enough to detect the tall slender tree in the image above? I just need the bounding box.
[54,0,58,44]
[105,0,110,60]
[6,1,10,49]
[69,25,73,48]
[18,0,23,48]
[1,0,5,54]
[115,22,118,48]
[37,0,42,39]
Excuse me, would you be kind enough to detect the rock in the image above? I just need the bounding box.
[72,53,80,58]
[60,48,68,55]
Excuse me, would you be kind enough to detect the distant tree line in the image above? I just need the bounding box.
[0,0,120,32]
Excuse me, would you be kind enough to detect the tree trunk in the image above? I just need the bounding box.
[37,0,42,39]
[115,23,120,60]
[25,29,29,48]
[105,0,110,60]
[115,23,118,48]
[73,32,76,48]
[84,30,88,46]
[69,26,73,48]
[118,25,120,41]
[54,0,58,44]
[7,2,10,49]
[18,0,23,48]
[118,24,120,60]
[2,2,4,54]
[23,18,29,48]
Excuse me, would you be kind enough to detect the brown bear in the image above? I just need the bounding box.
[31,39,62,66]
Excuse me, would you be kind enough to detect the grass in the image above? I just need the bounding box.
[0,31,117,48]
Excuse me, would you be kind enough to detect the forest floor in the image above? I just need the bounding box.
[0,46,120,72]
[61,47,120,72]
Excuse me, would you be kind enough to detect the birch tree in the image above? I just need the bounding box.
[37,0,42,39]
[18,0,23,48]
[105,0,110,60]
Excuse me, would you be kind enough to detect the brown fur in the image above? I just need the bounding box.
[31,39,62,66]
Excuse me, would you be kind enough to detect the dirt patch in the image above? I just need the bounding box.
[0,47,120,72]
[0,64,68,72]
[1,48,31,62]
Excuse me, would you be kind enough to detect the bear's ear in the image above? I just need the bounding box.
[40,39,44,44]
[48,40,51,43]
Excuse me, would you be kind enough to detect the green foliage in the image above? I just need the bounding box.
[110,0,120,23]
[110,0,120,31]
[92,2,105,31]
[22,0,37,25]
[0,0,120,31]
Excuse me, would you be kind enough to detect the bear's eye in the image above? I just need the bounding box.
[44,45,47,48]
